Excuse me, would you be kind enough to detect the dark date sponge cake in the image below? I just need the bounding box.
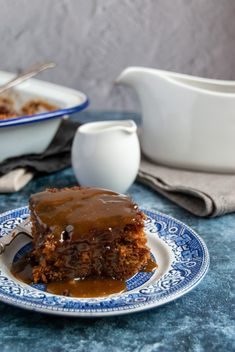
[29,187,151,283]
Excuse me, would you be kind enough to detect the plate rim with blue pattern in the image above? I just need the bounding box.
[0,206,209,317]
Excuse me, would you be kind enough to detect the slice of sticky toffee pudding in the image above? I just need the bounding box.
[28,187,151,284]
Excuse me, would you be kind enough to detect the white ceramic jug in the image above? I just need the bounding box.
[71,120,140,193]
[116,67,235,172]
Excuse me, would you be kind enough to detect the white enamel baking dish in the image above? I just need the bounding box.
[0,71,89,163]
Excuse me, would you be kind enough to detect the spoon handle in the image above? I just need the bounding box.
[0,218,32,255]
[0,62,56,94]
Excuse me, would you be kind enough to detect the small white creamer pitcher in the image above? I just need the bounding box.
[71,120,140,193]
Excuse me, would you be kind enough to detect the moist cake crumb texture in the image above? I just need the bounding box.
[29,187,151,283]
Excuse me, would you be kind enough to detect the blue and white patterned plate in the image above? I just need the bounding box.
[0,207,209,317]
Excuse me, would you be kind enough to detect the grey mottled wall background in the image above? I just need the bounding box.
[0,0,235,110]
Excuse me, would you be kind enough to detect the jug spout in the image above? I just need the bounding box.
[78,119,137,135]
[115,67,170,103]
[118,119,137,134]
[115,67,147,87]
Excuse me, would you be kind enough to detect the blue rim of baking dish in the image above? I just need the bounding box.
[0,95,89,128]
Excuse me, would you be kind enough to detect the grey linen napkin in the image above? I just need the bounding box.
[0,119,80,192]
[138,156,235,217]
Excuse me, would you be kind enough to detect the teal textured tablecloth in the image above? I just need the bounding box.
[0,111,234,352]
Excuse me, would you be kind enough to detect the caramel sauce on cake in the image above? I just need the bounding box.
[47,278,126,297]
[30,188,140,243]
[11,256,126,297]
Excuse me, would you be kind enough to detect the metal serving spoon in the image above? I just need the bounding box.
[0,218,32,255]
[0,62,56,95]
